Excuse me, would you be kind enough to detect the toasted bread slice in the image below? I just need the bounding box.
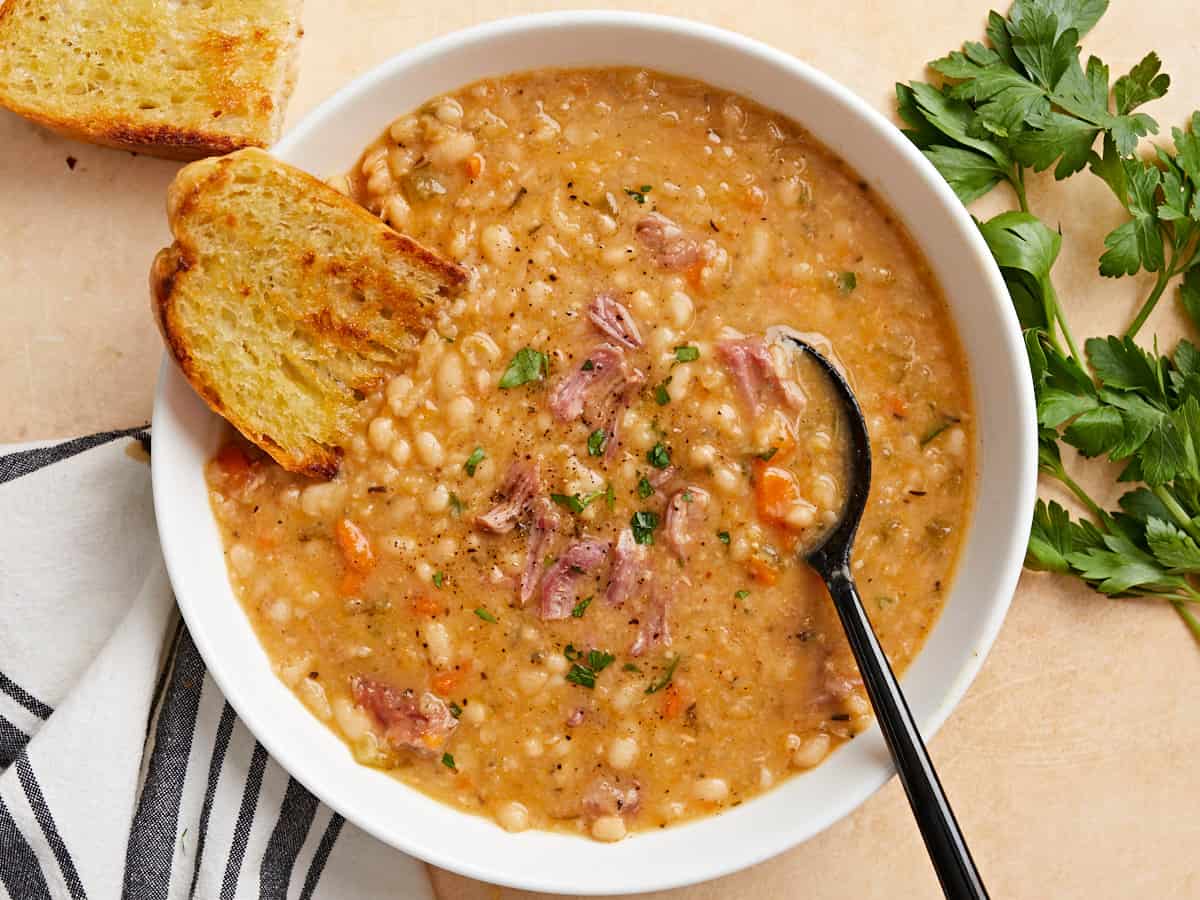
[152,148,467,477]
[0,0,303,159]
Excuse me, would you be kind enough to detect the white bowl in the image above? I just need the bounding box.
[152,12,1036,895]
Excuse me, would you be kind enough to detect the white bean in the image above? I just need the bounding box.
[692,777,729,803]
[591,816,627,842]
[481,224,516,265]
[389,438,412,467]
[497,802,530,833]
[423,484,450,514]
[415,432,445,468]
[368,416,396,453]
[790,732,832,769]
[424,622,452,667]
[607,737,639,770]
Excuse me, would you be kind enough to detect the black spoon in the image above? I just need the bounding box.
[785,335,989,900]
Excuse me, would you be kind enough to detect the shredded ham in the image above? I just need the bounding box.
[547,343,626,422]
[540,539,609,620]
[663,486,710,563]
[588,292,643,349]
[351,677,458,754]
[605,528,646,607]
[716,335,804,415]
[582,776,641,820]
[547,342,644,458]
[476,461,540,534]
[519,497,562,606]
[635,212,702,270]
[629,591,671,657]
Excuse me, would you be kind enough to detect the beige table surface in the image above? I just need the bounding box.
[3,2,1199,898]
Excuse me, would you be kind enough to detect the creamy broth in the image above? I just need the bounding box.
[206,68,973,841]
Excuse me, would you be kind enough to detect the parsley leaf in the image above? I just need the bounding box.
[654,379,672,405]
[647,443,671,469]
[572,596,592,618]
[442,752,456,770]
[717,530,731,545]
[464,447,485,476]
[630,510,660,545]
[498,347,549,389]
[474,607,498,623]
[637,476,654,499]
[550,490,608,514]
[644,656,681,694]
[587,429,608,457]
[673,345,700,363]
[624,185,652,204]
[432,571,445,589]
[837,271,858,294]
[564,645,615,688]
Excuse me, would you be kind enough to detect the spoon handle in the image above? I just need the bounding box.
[822,568,989,900]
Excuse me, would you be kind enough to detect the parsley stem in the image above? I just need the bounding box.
[1010,166,1030,215]
[1045,279,1082,364]
[1046,460,1106,526]
[1152,485,1200,544]
[1125,265,1173,341]
[1173,601,1200,647]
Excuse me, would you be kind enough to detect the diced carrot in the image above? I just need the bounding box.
[215,443,252,478]
[662,683,683,718]
[335,518,376,572]
[747,556,779,586]
[887,392,909,419]
[339,569,368,597]
[411,594,441,616]
[753,463,801,524]
[685,258,706,292]
[464,152,484,179]
[431,671,461,696]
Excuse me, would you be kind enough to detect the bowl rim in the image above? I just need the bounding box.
[152,10,1036,894]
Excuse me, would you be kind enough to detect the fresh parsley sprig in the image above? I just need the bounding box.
[899,0,1200,644]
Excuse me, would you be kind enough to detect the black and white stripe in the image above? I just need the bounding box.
[0,425,149,485]
[0,428,433,900]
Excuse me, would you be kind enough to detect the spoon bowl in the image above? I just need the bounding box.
[784,335,990,900]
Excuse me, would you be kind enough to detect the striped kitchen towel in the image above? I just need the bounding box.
[0,428,436,900]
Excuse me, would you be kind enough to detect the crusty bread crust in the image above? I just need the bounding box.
[151,149,467,478]
[0,0,304,160]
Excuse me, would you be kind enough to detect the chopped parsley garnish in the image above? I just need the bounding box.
[448,702,463,718]
[603,482,616,510]
[644,655,681,694]
[673,345,700,363]
[734,589,750,600]
[630,510,660,545]
[464,446,485,476]
[637,476,654,499]
[441,752,457,770]
[717,530,731,545]
[587,429,608,457]
[572,596,593,618]
[653,378,672,405]
[448,492,464,516]
[757,447,779,461]
[624,184,653,204]
[498,347,548,389]
[564,644,615,688]
[682,490,694,503]
[647,442,671,469]
[837,271,858,295]
[920,415,961,447]
[622,663,642,674]
[581,359,595,371]
[474,607,498,623]
[551,488,608,514]
[432,571,445,589]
